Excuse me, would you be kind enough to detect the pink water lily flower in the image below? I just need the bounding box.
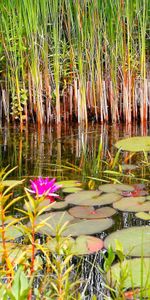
[29,177,62,203]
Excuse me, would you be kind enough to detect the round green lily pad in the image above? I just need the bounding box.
[46,235,104,255]
[33,211,75,236]
[57,180,82,188]
[65,191,121,206]
[106,258,150,298]
[0,243,34,264]
[62,187,83,193]
[0,217,18,226]
[46,237,74,254]
[104,226,150,256]
[98,183,134,194]
[23,199,68,212]
[65,190,101,205]
[35,212,113,236]
[113,196,150,212]
[0,243,23,264]
[115,136,150,152]
[71,235,104,255]
[51,201,68,210]
[62,218,113,236]
[0,226,23,242]
[68,206,116,219]
[135,212,150,220]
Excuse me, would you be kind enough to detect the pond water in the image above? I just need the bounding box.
[1,122,150,178]
[0,122,150,299]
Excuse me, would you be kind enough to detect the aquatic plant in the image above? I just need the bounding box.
[103,243,150,299]
[115,137,150,152]
[104,226,150,257]
[0,0,150,126]
[29,177,62,202]
[1,165,150,299]
[0,167,24,281]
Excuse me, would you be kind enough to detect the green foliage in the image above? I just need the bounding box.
[6,267,30,300]
[101,243,150,299]
[0,167,82,300]
[0,166,150,299]
[0,0,150,125]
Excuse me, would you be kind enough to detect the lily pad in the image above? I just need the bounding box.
[98,183,134,194]
[106,258,150,298]
[115,136,150,152]
[71,235,104,255]
[35,212,113,236]
[62,187,83,193]
[0,226,23,242]
[63,218,113,236]
[46,235,104,255]
[135,212,150,220]
[0,243,33,264]
[68,206,116,219]
[57,180,82,188]
[133,183,146,190]
[46,237,74,254]
[33,211,75,236]
[2,180,24,187]
[0,243,23,264]
[104,226,150,256]
[23,199,68,212]
[0,217,19,226]
[121,190,148,197]
[51,201,68,210]
[121,183,148,197]
[65,191,121,206]
[113,196,150,212]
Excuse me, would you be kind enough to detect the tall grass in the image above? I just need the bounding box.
[0,0,150,127]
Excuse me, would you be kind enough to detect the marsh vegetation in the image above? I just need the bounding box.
[0,0,150,127]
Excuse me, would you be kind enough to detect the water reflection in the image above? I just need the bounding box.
[0,122,150,179]
[0,122,150,300]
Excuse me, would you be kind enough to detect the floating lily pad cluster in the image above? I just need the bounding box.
[34,211,114,237]
[2,147,150,295]
[1,174,150,288]
[29,180,150,257]
[27,180,130,255]
[59,178,150,294]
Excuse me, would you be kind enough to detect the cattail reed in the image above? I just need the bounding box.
[0,0,150,127]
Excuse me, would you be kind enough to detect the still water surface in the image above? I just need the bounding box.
[0,122,150,299]
[1,122,150,179]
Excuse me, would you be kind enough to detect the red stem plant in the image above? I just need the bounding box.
[0,167,24,284]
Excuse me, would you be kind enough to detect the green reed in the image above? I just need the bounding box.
[0,0,150,127]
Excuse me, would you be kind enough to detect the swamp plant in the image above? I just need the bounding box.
[0,166,150,299]
[0,167,81,299]
[0,0,150,126]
